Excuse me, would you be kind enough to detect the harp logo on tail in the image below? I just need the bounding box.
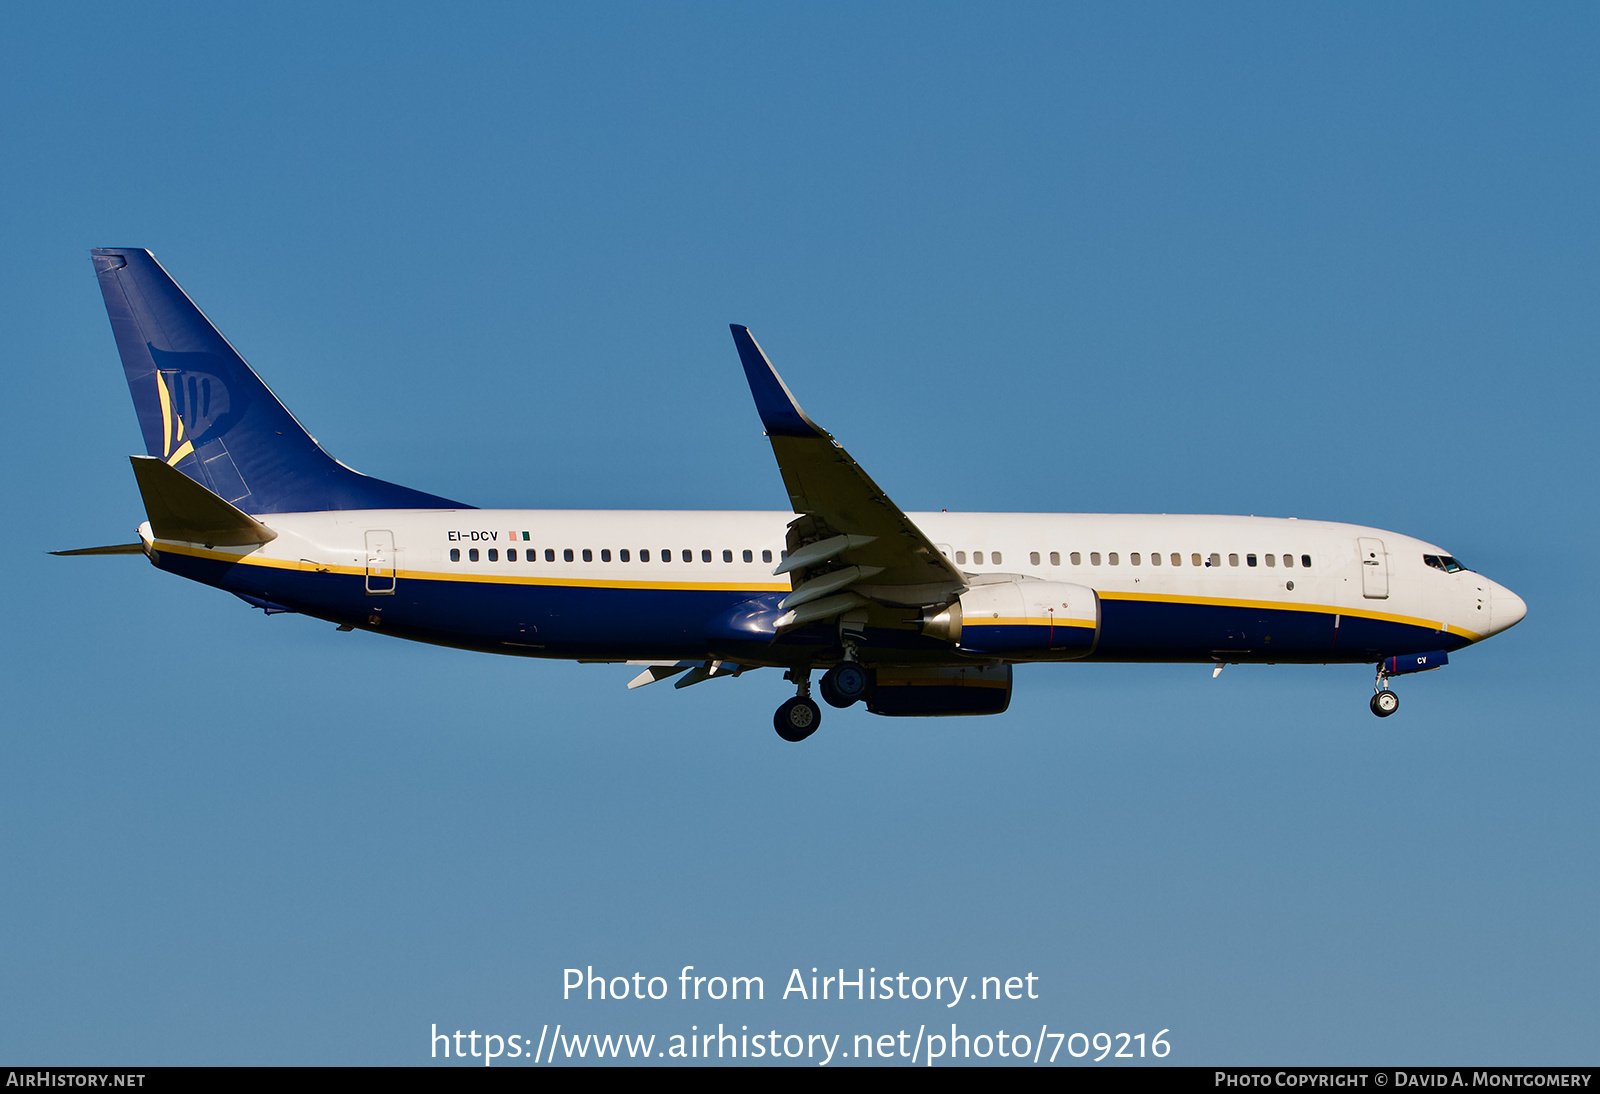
[147,345,254,502]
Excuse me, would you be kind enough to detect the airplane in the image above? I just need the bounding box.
[59,248,1527,742]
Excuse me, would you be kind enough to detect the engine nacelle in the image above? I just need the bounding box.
[867,664,1012,717]
[928,580,1099,658]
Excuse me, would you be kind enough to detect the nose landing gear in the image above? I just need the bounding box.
[775,668,821,742]
[1370,664,1399,717]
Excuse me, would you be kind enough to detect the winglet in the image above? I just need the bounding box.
[730,325,825,438]
[130,455,277,547]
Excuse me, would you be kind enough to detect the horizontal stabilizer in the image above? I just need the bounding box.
[235,592,296,615]
[627,660,750,689]
[50,542,144,556]
[627,662,695,689]
[130,455,277,547]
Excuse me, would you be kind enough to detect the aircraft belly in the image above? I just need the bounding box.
[1092,597,1470,663]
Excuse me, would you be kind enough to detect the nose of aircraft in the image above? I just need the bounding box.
[1486,581,1528,637]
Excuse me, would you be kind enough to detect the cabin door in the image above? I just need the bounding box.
[365,530,396,595]
[1358,537,1389,599]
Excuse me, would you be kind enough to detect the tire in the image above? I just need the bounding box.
[819,663,870,708]
[1370,691,1399,717]
[774,696,821,741]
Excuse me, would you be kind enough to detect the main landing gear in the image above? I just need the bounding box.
[1370,664,1399,718]
[773,660,876,742]
[819,662,870,708]
[775,669,821,742]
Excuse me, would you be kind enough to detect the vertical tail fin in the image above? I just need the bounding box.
[90,249,468,514]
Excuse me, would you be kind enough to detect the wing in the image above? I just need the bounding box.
[731,325,965,626]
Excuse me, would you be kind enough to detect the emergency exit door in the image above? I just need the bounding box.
[1358,537,1388,599]
[365,530,396,594]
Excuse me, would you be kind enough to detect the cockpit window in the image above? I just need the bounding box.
[1424,554,1469,573]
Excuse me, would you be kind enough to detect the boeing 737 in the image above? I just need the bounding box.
[60,248,1527,741]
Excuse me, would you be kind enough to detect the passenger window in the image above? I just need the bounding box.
[1110,553,1120,565]
[780,550,788,561]
[1192,553,1202,566]
[1070,552,1081,565]
[661,549,671,563]
[582,549,592,562]
[488,549,498,562]
[702,549,711,563]
[640,549,650,562]
[1301,555,1312,568]
[1050,551,1060,566]
[601,549,611,562]
[956,551,967,564]
[1172,553,1182,566]
[743,549,753,563]
[450,548,460,562]
[1131,552,1141,566]
[1282,554,1293,568]
[723,549,732,563]
[762,550,773,563]
[1090,552,1102,565]
[1030,551,1040,566]
[1264,553,1275,567]
[1246,554,1257,567]
[545,548,555,562]
[564,548,574,562]
[620,549,630,562]
[974,551,985,565]
[508,548,517,561]
[1209,553,1221,567]
[1227,553,1238,566]
[469,548,479,562]
[1150,551,1161,566]
[686,549,695,563]
[991,551,1002,564]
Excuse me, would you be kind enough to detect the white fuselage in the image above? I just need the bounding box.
[140,509,1526,663]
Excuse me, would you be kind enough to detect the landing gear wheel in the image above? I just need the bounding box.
[819,663,871,708]
[1370,690,1399,718]
[775,696,822,742]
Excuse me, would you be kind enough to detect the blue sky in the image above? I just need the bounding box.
[3,3,1595,1065]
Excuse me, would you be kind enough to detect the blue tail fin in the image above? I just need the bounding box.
[90,249,469,514]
